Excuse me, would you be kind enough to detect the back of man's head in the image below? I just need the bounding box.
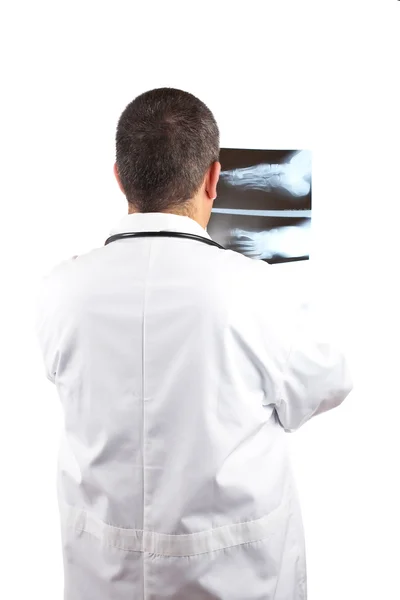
[115,88,220,214]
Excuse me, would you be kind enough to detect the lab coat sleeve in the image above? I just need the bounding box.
[34,257,77,384]
[274,303,353,433]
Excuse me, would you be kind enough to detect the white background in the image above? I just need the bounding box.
[1,1,399,598]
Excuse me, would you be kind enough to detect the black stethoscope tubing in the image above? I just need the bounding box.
[104,231,226,249]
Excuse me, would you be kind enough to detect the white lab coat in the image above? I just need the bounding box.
[35,212,353,600]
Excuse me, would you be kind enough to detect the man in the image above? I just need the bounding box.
[35,87,353,600]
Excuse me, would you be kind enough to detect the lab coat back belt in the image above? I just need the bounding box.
[60,499,289,557]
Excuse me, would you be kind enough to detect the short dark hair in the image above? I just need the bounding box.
[115,88,220,213]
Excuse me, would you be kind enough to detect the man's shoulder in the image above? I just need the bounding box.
[218,250,310,316]
[221,248,272,275]
[219,248,277,291]
[36,249,97,307]
[38,245,106,285]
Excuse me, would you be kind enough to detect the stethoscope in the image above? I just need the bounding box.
[104,230,226,249]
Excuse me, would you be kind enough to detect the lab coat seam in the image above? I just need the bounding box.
[141,239,153,600]
[142,536,277,558]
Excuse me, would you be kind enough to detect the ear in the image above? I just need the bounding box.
[205,161,221,200]
[113,163,125,194]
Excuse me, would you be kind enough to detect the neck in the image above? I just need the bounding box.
[128,203,207,229]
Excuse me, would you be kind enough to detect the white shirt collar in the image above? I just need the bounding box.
[108,212,212,240]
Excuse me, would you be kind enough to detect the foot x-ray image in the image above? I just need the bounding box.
[207,149,312,264]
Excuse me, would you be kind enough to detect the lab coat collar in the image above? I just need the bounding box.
[108,212,212,240]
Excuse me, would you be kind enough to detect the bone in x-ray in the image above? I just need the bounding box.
[219,150,311,197]
[231,219,311,260]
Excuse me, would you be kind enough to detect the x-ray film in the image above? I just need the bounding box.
[207,149,312,264]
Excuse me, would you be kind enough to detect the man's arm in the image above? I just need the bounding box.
[251,259,353,432]
[35,272,59,384]
[34,257,77,384]
[274,314,353,432]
